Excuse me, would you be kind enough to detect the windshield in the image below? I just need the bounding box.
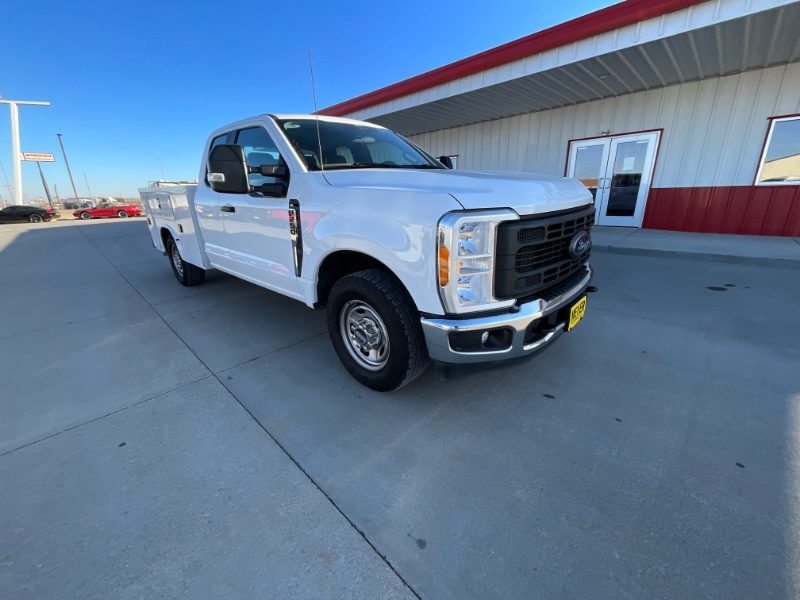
[275,118,442,171]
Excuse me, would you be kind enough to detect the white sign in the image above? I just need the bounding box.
[21,152,55,162]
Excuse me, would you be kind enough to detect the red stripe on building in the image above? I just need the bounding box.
[643,186,800,236]
[321,0,708,116]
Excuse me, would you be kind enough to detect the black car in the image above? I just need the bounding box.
[0,205,60,224]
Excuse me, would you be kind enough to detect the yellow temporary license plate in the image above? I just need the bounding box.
[567,296,587,331]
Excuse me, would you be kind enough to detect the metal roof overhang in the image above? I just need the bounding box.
[329,0,800,136]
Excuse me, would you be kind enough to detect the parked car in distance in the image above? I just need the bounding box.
[74,202,142,220]
[0,205,60,224]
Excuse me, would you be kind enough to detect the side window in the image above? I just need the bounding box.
[235,127,286,195]
[210,134,228,150]
[205,133,229,186]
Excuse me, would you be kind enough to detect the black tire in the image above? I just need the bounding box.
[79,211,92,220]
[29,214,43,223]
[167,236,205,287]
[327,269,428,392]
[117,210,129,218]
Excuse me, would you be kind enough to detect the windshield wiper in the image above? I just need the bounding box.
[323,162,442,170]
[323,162,388,170]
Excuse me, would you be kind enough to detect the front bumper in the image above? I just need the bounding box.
[420,264,592,365]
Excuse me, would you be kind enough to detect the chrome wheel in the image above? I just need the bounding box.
[29,214,42,223]
[80,212,92,220]
[171,244,184,278]
[339,300,390,371]
[117,210,128,218]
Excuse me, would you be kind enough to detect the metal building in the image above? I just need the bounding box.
[322,0,800,236]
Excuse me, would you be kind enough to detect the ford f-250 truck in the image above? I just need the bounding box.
[139,114,594,391]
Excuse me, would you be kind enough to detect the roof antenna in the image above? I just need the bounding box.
[308,49,323,172]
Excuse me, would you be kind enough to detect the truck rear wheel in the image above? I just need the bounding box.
[327,269,428,391]
[167,236,205,287]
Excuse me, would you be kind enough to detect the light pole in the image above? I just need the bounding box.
[36,161,55,210]
[146,153,165,180]
[0,99,51,204]
[56,133,80,206]
[83,171,93,202]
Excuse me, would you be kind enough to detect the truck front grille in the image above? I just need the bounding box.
[494,205,594,300]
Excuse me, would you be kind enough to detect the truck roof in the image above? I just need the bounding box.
[208,114,387,139]
[268,114,385,128]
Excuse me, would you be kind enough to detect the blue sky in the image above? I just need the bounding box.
[0,0,614,200]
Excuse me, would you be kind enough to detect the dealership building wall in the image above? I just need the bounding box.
[406,63,800,236]
[323,0,800,236]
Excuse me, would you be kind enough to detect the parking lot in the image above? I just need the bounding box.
[2,218,799,599]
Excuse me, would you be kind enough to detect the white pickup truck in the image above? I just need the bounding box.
[139,114,595,391]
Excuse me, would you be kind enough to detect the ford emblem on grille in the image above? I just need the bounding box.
[568,231,591,258]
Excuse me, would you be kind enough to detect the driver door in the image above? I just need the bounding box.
[215,124,300,298]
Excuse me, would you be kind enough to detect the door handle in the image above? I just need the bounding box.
[220,205,236,213]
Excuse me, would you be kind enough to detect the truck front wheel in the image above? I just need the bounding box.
[167,236,206,287]
[327,269,428,392]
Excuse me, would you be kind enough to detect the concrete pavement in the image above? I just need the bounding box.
[592,226,800,268]
[2,218,799,599]
[2,377,414,599]
[0,219,414,600]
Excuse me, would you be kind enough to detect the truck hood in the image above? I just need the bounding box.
[321,168,592,216]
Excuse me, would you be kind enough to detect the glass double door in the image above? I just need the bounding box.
[567,131,660,227]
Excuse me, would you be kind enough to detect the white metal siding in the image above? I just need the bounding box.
[410,62,800,187]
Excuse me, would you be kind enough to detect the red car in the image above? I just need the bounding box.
[74,202,142,220]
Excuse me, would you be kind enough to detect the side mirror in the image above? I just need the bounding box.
[438,156,454,169]
[207,144,249,194]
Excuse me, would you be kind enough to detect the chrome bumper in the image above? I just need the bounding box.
[420,265,593,365]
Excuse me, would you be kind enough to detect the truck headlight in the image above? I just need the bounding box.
[437,209,518,314]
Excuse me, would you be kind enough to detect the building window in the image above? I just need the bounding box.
[755,116,800,185]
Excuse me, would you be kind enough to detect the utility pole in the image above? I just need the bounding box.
[54,184,60,203]
[83,171,93,202]
[146,153,165,180]
[0,99,52,204]
[36,162,55,210]
[56,133,80,205]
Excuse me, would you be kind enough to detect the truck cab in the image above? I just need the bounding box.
[140,114,594,391]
